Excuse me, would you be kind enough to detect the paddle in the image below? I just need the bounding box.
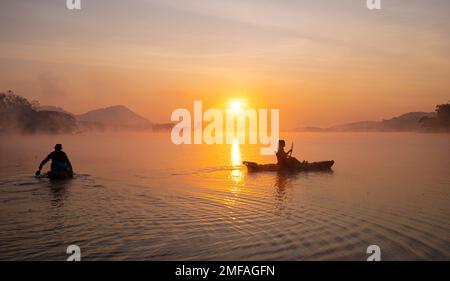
[289,142,294,156]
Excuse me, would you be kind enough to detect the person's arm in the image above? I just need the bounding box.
[277,150,288,161]
[64,153,73,170]
[38,153,52,170]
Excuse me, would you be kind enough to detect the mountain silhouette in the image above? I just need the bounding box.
[77,105,153,131]
[36,105,74,116]
[2,92,446,135]
[296,112,437,132]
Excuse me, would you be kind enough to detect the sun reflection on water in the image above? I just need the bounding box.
[230,137,244,183]
[224,137,245,216]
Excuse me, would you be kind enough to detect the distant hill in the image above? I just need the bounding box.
[152,122,174,131]
[330,121,382,132]
[33,110,78,134]
[35,105,74,116]
[4,91,447,135]
[77,105,153,131]
[296,112,437,132]
[36,103,173,132]
[380,112,436,131]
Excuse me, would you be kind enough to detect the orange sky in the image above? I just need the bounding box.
[0,0,449,128]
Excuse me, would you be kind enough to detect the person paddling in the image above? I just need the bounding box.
[276,140,302,169]
[35,144,73,176]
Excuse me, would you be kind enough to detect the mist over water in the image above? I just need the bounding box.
[0,132,449,260]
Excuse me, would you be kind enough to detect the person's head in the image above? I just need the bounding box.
[54,144,63,151]
[278,140,286,150]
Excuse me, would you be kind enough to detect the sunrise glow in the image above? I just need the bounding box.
[228,99,246,115]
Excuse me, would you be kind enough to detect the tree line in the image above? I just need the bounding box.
[0,91,78,134]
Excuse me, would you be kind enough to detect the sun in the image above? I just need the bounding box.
[228,99,246,115]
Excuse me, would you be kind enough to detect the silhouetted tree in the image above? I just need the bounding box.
[0,91,78,134]
[0,90,33,112]
[0,91,35,132]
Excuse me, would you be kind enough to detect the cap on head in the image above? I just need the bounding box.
[278,140,286,146]
[54,144,63,151]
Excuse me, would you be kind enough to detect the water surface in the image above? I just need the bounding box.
[0,132,449,260]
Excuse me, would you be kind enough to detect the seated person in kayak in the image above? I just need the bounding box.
[36,144,73,175]
[276,140,302,168]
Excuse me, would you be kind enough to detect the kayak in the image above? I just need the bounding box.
[243,160,334,173]
[46,170,74,180]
